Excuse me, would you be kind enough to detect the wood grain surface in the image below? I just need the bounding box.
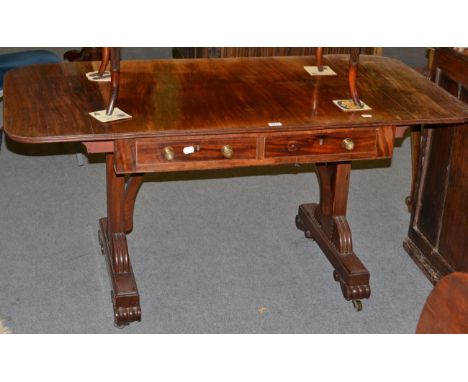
[417,272,468,333]
[4,55,468,144]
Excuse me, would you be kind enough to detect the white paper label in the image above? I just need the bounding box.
[183,146,195,154]
[89,107,132,123]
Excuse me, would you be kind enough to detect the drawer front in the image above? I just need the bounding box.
[264,129,378,159]
[136,137,257,164]
[114,136,258,173]
[114,127,394,174]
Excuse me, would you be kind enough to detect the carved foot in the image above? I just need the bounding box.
[333,270,371,301]
[297,203,371,303]
[99,218,141,326]
[111,290,141,328]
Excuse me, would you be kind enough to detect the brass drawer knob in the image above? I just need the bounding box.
[342,138,355,151]
[221,145,234,159]
[163,146,175,161]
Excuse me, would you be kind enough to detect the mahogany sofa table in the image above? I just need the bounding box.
[4,55,468,326]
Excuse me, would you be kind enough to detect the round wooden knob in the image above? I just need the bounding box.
[221,145,234,159]
[163,146,175,161]
[342,138,355,151]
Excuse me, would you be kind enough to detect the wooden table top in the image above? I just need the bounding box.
[4,55,468,143]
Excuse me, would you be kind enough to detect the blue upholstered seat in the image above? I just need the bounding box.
[0,50,61,91]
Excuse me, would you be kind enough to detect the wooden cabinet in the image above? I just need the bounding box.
[404,48,468,283]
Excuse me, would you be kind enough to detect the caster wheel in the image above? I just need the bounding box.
[352,299,363,312]
[333,270,340,282]
[114,320,129,329]
[295,215,304,231]
[296,215,313,239]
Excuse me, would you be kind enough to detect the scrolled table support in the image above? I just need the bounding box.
[295,162,371,310]
[98,153,143,326]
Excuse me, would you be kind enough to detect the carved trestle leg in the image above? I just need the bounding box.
[98,153,144,326]
[295,162,370,310]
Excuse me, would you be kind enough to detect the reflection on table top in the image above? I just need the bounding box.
[4,55,468,143]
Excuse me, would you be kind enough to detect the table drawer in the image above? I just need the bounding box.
[264,129,378,159]
[115,136,258,173]
[114,127,394,173]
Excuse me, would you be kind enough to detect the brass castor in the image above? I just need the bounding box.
[352,299,363,312]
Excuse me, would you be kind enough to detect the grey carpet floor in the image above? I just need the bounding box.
[0,48,432,333]
[0,126,432,333]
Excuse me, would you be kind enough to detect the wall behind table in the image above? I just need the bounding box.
[0,47,429,67]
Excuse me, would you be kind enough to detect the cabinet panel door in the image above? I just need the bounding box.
[416,126,453,246]
[439,123,468,271]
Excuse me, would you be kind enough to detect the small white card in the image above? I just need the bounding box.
[86,71,111,82]
[304,66,337,76]
[268,122,283,127]
[333,99,372,112]
[183,146,195,154]
[89,107,132,123]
